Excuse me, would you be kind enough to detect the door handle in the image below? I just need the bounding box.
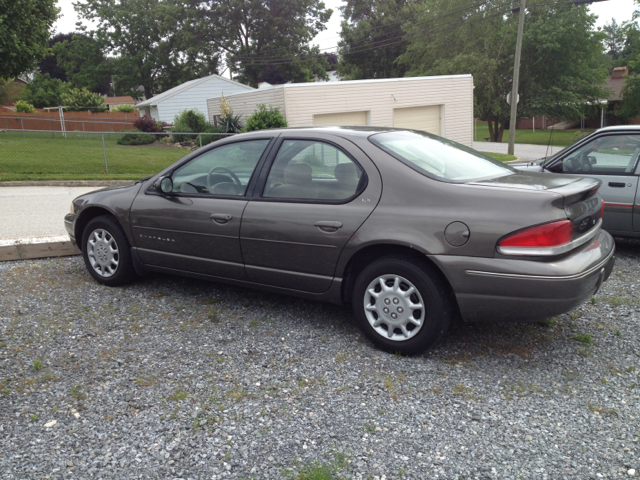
[314,221,343,233]
[608,182,626,188]
[210,213,233,224]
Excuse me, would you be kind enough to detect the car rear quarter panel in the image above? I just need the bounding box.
[335,138,569,276]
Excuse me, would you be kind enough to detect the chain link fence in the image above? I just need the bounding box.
[0,130,234,181]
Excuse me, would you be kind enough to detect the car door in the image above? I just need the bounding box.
[546,133,640,233]
[240,134,383,293]
[130,138,273,279]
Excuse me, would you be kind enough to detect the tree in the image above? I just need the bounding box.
[192,0,333,86]
[616,75,640,121]
[52,33,111,94]
[603,19,626,61]
[21,72,70,108]
[338,0,410,80]
[400,0,609,142]
[0,0,59,79]
[61,87,108,111]
[75,0,219,99]
[38,32,75,81]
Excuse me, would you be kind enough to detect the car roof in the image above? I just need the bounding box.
[596,125,640,133]
[238,126,406,139]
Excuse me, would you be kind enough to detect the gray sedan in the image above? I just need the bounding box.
[65,127,614,355]
[514,125,640,237]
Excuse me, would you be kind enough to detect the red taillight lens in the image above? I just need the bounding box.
[499,220,573,248]
[600,198,605,219]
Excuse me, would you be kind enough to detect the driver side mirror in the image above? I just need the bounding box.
[159,176,174,194]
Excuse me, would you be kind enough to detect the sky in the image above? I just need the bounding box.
[54,0,639,52]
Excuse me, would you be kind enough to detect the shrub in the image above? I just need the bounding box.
[243,104,287,132]
[14,100,36,113]
[114,104,135,113]
[116,129,155,145]
[133,116,164,132]
[61,87,108,112]
[217,113,244,134]
[22,73,71,108]
[171,109,213,143]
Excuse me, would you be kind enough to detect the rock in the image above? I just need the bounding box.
[629,469,636,476]
[67,461,73,467]
[268,456,274,462]
[525,435,533,441]
[43,420,57,428]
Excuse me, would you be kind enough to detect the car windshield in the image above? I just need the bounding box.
[370,130,516,182]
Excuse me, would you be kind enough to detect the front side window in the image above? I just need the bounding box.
[170,140,270,196]
[370,130,515,182]
[555,134,640,175]
[263,140,365,200]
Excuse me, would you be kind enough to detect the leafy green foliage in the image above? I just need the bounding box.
[14,100,35,113]
[243,104,287,132]
[116,129,155,145]
[22,73,70,108]
[114,104,135,113]
[171,109,219,143]
[52,33,111,95]
[617,75,640,120]
[76,0,219,100]
[193,0,332,86]
[338,0,410,80]
[399,1,609,142]
[0,0,59,78]
[61,87,108,112]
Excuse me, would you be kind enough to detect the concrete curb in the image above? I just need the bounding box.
[0,180,134,187]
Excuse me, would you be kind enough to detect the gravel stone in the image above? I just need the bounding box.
[1,240,640,479]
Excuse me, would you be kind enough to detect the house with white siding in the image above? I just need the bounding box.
[136,74,254,123]
[206,74,474,147]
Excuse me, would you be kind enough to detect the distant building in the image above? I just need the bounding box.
[104,96,136,111]
[135,74,254,123]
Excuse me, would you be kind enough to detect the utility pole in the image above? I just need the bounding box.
[508,0,527,156]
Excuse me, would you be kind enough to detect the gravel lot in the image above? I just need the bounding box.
[1,241,639,480]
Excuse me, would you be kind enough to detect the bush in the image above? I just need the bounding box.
[61,87,108,112]
[133,116,164,132]
[22,73,71,108]
[116,129,155,146]
[14,100,36,113]
[171,109,213,143]
[243,104,287,132]
[217,113,243,134]
[114,104,135,113]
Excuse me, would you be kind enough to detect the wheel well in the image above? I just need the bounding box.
[74,207,117,252]
[341,244,456,305]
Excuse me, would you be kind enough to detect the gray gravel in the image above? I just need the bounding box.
[1,242,639,480]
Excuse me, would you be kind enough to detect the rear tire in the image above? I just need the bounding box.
[81,215,136,286]
[352,255,452,355]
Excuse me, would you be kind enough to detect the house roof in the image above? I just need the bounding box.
[136,74,254,108]
[104,96,135,104]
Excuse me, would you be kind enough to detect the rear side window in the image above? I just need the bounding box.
[370,130,515,182]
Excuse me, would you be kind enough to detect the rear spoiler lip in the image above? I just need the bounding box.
[548,177,602,205]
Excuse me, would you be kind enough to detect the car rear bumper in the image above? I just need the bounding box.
[430,230,615,323]
[64,213,77,246]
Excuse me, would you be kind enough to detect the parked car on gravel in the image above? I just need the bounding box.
[65,127,615,355]
[513,125,640,238]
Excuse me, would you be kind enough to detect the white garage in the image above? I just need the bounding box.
[207,74,473,147]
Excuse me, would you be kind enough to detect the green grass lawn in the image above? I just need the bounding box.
[474,121,593,147]
[0,131,188,181]
[481,152,517,162]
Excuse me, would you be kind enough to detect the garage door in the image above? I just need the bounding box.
[313,111,368,127]
[393,105,441,135]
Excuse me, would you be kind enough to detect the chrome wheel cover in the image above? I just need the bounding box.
[363,274,425,342]
[87,228,120,278]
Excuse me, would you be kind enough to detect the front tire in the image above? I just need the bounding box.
[352,255,452,355]
[81,215,136,286]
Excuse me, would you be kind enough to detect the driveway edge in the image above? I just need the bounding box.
[0,180,134,187]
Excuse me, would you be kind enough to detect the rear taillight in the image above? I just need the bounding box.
[600,198,605,219]
[499,220,573,249]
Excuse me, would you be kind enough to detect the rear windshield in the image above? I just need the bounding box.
[369,130,516,182]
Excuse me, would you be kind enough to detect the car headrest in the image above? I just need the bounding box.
[284,162,312,185]
[334,162,358,186]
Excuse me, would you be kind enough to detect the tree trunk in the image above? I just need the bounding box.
[488,117,509,142]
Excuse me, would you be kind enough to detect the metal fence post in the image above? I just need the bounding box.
[20,118,25,138]
[82,122,86,140]
[102,133,109,174]
[50,118,54,138]
[199,133,202,148]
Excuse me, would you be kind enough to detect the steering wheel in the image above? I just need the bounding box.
[564,156,583,172]
[207,166,242,193]
[580,153,593,172]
